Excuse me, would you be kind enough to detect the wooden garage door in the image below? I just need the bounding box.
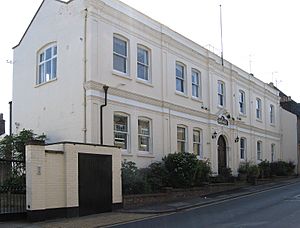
[78,153,112,216]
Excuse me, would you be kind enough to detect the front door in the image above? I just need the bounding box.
[217,135,227,174]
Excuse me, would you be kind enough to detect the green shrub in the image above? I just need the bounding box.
[144,162,168,192]
[194,160,212,185]
[258,160,271,178]
[121,160,149,195]
[163,152,199,188]
[238,162,259,183]
[270,161,295,176]
[211,167,233,183]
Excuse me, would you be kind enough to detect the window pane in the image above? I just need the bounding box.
[176,78,184,92]
[39,64,45,84]
[45,47,52,60]
[52,57,57,79]
[53,46,57,55]
[176,64,184,78]
[138,119,150,135]
[193,130,200,143]
[114,132,127,149]
[137,63,148,80]
[46,60,51,81]
[192,85,198,97]
[177,142,185,153]
[192,71,199,84]
[177,127,185,140]
[193,143,200,155]
[113,54,126,73]
[40,53,44,62]
[114,115,127,132]
[113,37,127,56]
[137,48,148,64]
[139,136,149,151]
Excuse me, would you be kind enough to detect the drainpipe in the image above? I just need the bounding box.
[100,85,109,145]
[9,101,12,136]
[83,8,88,143]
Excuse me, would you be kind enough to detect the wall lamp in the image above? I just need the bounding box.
[235,136,240,143]
[212,131,217,139]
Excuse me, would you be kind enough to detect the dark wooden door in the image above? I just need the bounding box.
[218,135,227,174]
[78,153,112,216]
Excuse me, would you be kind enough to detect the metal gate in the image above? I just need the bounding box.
[0,159,26,220]
[78,153,112,216]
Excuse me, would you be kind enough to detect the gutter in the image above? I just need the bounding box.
[83,8,88,143]
[100,85,109,145]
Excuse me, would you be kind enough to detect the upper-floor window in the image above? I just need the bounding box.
[137,46,150,81]
[257,141,262,160]
[192,69,201,98]
[138,118,152,152]
[256,98,262,119]
[271,144,275,162]
[218,81,225,107]
[193,128,202,157]
[176,63,185,93]
[113,35,128,74]
[239,90,246,114]
[114,113,129,151]
[177,125,187,152]
[240,137,246,160]
[270,104,275,124]
[37,44,57,84]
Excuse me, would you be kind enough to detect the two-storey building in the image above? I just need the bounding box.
[12,0,295,174]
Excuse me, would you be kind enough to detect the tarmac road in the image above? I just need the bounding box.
[111,180,300,228]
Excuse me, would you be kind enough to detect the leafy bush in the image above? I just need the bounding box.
[211,167,233,183]
[238,162,259,183]
[121,160,149,195]
[144,162,168,192]
[270,161,295,176]
[163,152,199,188]
[194,160,212,185]
[258,160,271,178]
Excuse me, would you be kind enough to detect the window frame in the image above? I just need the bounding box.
[257,141,262,161]
[138,117,152,153]
[239,90,246,115]
[240,137,246,160]
[177,125,187,153]
[113,35,129,75]
[217,80,225,107]
[37,43,57,85]
[176,62,186,94]
[137,45,151,82]
[193,128,202,158]
[256,98,262,120]
[113,113,130,152]
[192,69,201,99]
[270,104,275,124]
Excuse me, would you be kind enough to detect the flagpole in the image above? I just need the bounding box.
[220,4,224,66]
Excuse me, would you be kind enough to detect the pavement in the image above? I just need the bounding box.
[1,177,299,228]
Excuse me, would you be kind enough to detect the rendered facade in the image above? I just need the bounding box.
[12,0,297,174]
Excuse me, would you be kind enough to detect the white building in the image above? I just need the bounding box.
[12,0,297,175]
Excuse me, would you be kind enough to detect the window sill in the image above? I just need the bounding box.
[270,123,276,127]
[256,118,263,123]
[191,96,203,103]
[175,91,188,98]
[217,105,225,109]
[121,152,133,157]
[137,152,155,158]
[239,113,247,117]
[112,70,132,80]
[35,78,57,88]
[136,78,154,87]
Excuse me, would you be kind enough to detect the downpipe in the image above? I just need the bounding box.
[100,85,109,145]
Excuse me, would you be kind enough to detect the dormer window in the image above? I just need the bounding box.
[37,44,57,84]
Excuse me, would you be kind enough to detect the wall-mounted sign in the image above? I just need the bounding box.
[217,116,229,126]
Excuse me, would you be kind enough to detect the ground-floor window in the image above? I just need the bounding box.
[138,118,151,152]
[193,129,202,157]
[240,137,246,160]
[114,113,129,150]
[177,126,187,152]
[257,141,262,160]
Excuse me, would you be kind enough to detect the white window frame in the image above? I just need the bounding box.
[257,141,262,161]
[193,128,202,158]
[271,144,275,162]
[192,69,201,99]
[137,45,150,82]
[176,62,186,93]
[113,35,128,74]
[218,81,225,107]
[270,104,275,124]
[37,43,57,85]
[138,117,152,153]
[256,98,262,120]
[113,113,130,152]
[240,137,246,160]
[239,90,246,114]
[177,125,187,152]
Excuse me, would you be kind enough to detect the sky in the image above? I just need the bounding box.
[1,0,300,134]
